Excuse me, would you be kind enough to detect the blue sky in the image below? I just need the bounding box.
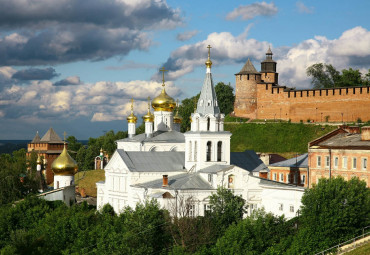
[0,0,369,139]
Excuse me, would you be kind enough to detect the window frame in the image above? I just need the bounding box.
[317,156,321,168]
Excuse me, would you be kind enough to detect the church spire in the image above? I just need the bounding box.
[196,45,220,116]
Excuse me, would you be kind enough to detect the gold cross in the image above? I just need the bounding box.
[160,67,168,87]
[130,98,134,111]
[147,96,151,109]
[63,131,67,141]
[207,45,212,59]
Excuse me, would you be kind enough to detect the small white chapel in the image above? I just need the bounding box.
[96,46,304,219]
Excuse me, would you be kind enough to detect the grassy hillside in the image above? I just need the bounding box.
[346,241,370,255]
[75,169,105,197]
[225,123,337,154]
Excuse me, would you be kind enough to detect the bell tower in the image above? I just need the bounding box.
[260,46,278,84]
[185,45,231,171]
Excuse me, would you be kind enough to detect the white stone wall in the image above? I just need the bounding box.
[54,175,74,189]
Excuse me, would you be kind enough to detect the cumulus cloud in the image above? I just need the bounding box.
[0,0,182,65]
[54,76,82,86]
[226,2,278,20]
[155,27,270,80]
[296,1,314,14]
[0,76,182,122]
[276,26,370,88]
[176,30,199,41]
[12,67,59,80]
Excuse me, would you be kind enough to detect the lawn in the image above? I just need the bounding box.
[75,169,105,197]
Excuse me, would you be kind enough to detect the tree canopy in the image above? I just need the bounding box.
[306,63,370,88]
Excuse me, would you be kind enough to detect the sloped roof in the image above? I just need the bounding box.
[230,150,268,172]
[118,130,185,143]
[236,59,260,75]
[40,128,63,143]
[132,173,214,190]
[116,150,185,172]
[31,131,41,143]
[258,177,305,190]
[196,72,220,116]
[269,153,308,168]
[198,164,234,173]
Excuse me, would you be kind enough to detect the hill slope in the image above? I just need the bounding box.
[225,123,337,154]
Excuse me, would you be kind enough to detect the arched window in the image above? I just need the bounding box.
[194,141,197,161]
[228,174,234,189]
[217,141,222,161]
[189,141,192,161]
[207,117,210,131]
[206,141,212,162]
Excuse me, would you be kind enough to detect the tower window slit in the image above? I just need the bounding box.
[206,141,212,162]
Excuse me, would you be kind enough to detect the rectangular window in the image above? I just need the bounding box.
[286,173,290,183]
[317,156,321,167]
[208,174,213,183]
[301,174,306,184]
[188,204,195,217]
[334,157,339,169]
[353,158,357,169]
[343,157,348,169]
[325,156,330,168]
[204,204,211,214]
[273,173,277,181]
[294,173,298,184]
[279,203,283,211]
[362,158,367,170]
[280,173,284,182]
[290,205,294,213]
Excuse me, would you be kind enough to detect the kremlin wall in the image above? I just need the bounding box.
[233,48,370,123]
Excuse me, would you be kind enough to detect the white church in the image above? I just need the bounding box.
[96,46,304,219]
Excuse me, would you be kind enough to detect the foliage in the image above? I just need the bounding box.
[65,136,82,160]
[226,123,336,153]
[213,210,294,255]
[307,63,370,88]
[178,94,200,132]
[76,130,128,171]
[0,149,39,205]
[208,187,246,235]
[287,177,370,254]
[214,82,235,115]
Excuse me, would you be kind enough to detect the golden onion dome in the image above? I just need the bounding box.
[127,112,137,123]
[143,110,154,122]
[126,98,137,123]
[174,113,182,124]
[142,96,154,122]
[152,87,176,112]
[51,144,78,176]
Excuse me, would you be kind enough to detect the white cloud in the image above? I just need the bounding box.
[296,1,314,14]
[176,30,199,41]
[226,2,278,20]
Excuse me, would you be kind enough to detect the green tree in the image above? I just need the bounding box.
[214,210,293,255]
[178,94,200,132]
[215,82,235,115]
[306,63,341,88]
[288,177,370,254]
[339,68,363,87]
[208,187,247,236]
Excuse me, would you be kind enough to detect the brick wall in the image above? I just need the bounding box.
[251,84,370,122]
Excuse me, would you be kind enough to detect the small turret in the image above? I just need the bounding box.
[261,46,278,84]
[127,99,137,138]
[173,99,182,132]
[143,97,154,138]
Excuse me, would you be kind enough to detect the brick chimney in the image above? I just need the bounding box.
[162,175,168,187]
[361,126,370,141]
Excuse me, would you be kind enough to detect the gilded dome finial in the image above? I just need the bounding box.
[36,150,42,164]
[174,99,182,124]
[143,96,154,122]
[127,98,138,123]
[205,44,212,68]
[51,142,78,176]
[151,67,176,112]
[160,66,168,87]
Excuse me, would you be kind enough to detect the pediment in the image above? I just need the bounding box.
[104,150,128,173]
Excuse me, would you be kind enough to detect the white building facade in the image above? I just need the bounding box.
[97,46,304,219]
